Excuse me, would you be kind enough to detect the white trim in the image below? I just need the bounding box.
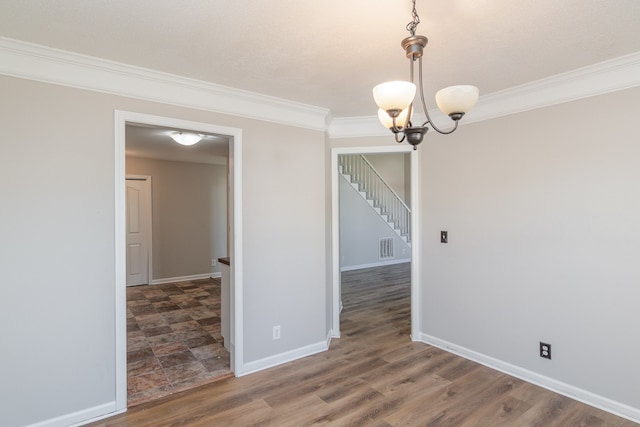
[68,408,126,427]
[409,148,420,340]
[114,111,245,419]
[114,112,127,411]
[419,333,640,425]
[125,174,153,286]
[0,37,328,131]
[465,51,640,126]
[239,335,331,377]
[330,150,341,339]
[229,129,244,376]
[150,272,221,285]
[25,402,119,427]
[2,38,639,140]
[331,145,419,341]
[329,116,390,139]
[327,51,640,138]
[340,259,411,272]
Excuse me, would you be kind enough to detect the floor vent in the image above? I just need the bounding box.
[379,237,394,260]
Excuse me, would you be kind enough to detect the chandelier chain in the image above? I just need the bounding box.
[406,0,420,36]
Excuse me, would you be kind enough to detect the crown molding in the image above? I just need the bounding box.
[328,116,389,139]
[328,51,640,138]
[2,37,639,138]
[0,37,329,131]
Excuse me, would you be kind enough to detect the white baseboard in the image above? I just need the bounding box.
[340,258,410,272]
[239,334,331,377]
[419,333,640,424]
[150,272,221,285]
[25,402,121,427]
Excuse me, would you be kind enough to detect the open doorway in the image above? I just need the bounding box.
[331,145,420,339]
[123,123,231,405]
[114,111,244,412]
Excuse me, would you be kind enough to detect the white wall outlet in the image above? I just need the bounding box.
[211,259,217,267]
[272,325,281,340]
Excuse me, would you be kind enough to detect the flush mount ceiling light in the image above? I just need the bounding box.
[170,131,203,146]
[373,0,479,149]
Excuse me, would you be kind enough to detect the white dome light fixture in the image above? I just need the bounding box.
[170,131,203,146]
[373,0,479,149]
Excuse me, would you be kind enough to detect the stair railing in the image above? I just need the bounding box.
[340,154,411,243]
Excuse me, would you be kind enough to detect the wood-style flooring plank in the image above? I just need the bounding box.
[89,263,638,427]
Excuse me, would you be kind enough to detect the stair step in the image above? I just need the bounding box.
[340,170,411,245]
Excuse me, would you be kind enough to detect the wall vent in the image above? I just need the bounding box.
[379,237,394,260]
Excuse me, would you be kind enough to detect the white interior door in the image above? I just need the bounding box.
[126,177,151,286]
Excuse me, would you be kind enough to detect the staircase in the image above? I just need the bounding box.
[339,154,411,245]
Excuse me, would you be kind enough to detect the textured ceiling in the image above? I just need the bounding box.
[125,124,229,165]
[1,0,640,118]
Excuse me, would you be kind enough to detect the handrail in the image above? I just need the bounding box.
[359,155,412,214]
[339,154,412,243]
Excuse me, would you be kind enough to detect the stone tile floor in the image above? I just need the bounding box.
[127,278,231,406]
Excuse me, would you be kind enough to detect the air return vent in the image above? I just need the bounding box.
[379,237,394,260]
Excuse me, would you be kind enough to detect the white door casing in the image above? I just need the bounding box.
[331,145,420,340]
[126,176,151,286]
[114,110,244,414]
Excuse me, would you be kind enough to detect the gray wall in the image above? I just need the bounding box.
[126,156,228,280]
[0,75,327,427]
[420,87,640,411]
[331,86,640,413]
[241,120,327,362]
[339,173,410,270]
[338,152,411,269]
[2,67,640,426]
[364,153,410,204]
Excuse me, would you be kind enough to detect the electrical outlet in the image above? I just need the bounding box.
[272,325,281,340]
[540,342,551,359]
[441,231,448,243]
[211,259,217,267]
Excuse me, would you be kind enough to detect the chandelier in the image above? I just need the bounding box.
[373,0,479,149]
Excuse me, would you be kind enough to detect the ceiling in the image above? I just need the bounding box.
[126,124,229,165]
[1,0,640,119]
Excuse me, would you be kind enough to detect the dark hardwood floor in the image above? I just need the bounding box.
[89,263,637,426]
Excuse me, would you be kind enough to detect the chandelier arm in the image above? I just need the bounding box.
[394,132,406,143]
[416,57,458,135]
[390,116,404,133]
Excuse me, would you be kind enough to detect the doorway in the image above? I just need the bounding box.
[330,145,420,339]
[124,127,231,405]
[114,111,245,412]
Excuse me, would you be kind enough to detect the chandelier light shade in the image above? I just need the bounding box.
[373,0,479,149]
[170,131,203,146]
[378,107,412,130]
[373,81,416,113]
[435,85,480,117]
